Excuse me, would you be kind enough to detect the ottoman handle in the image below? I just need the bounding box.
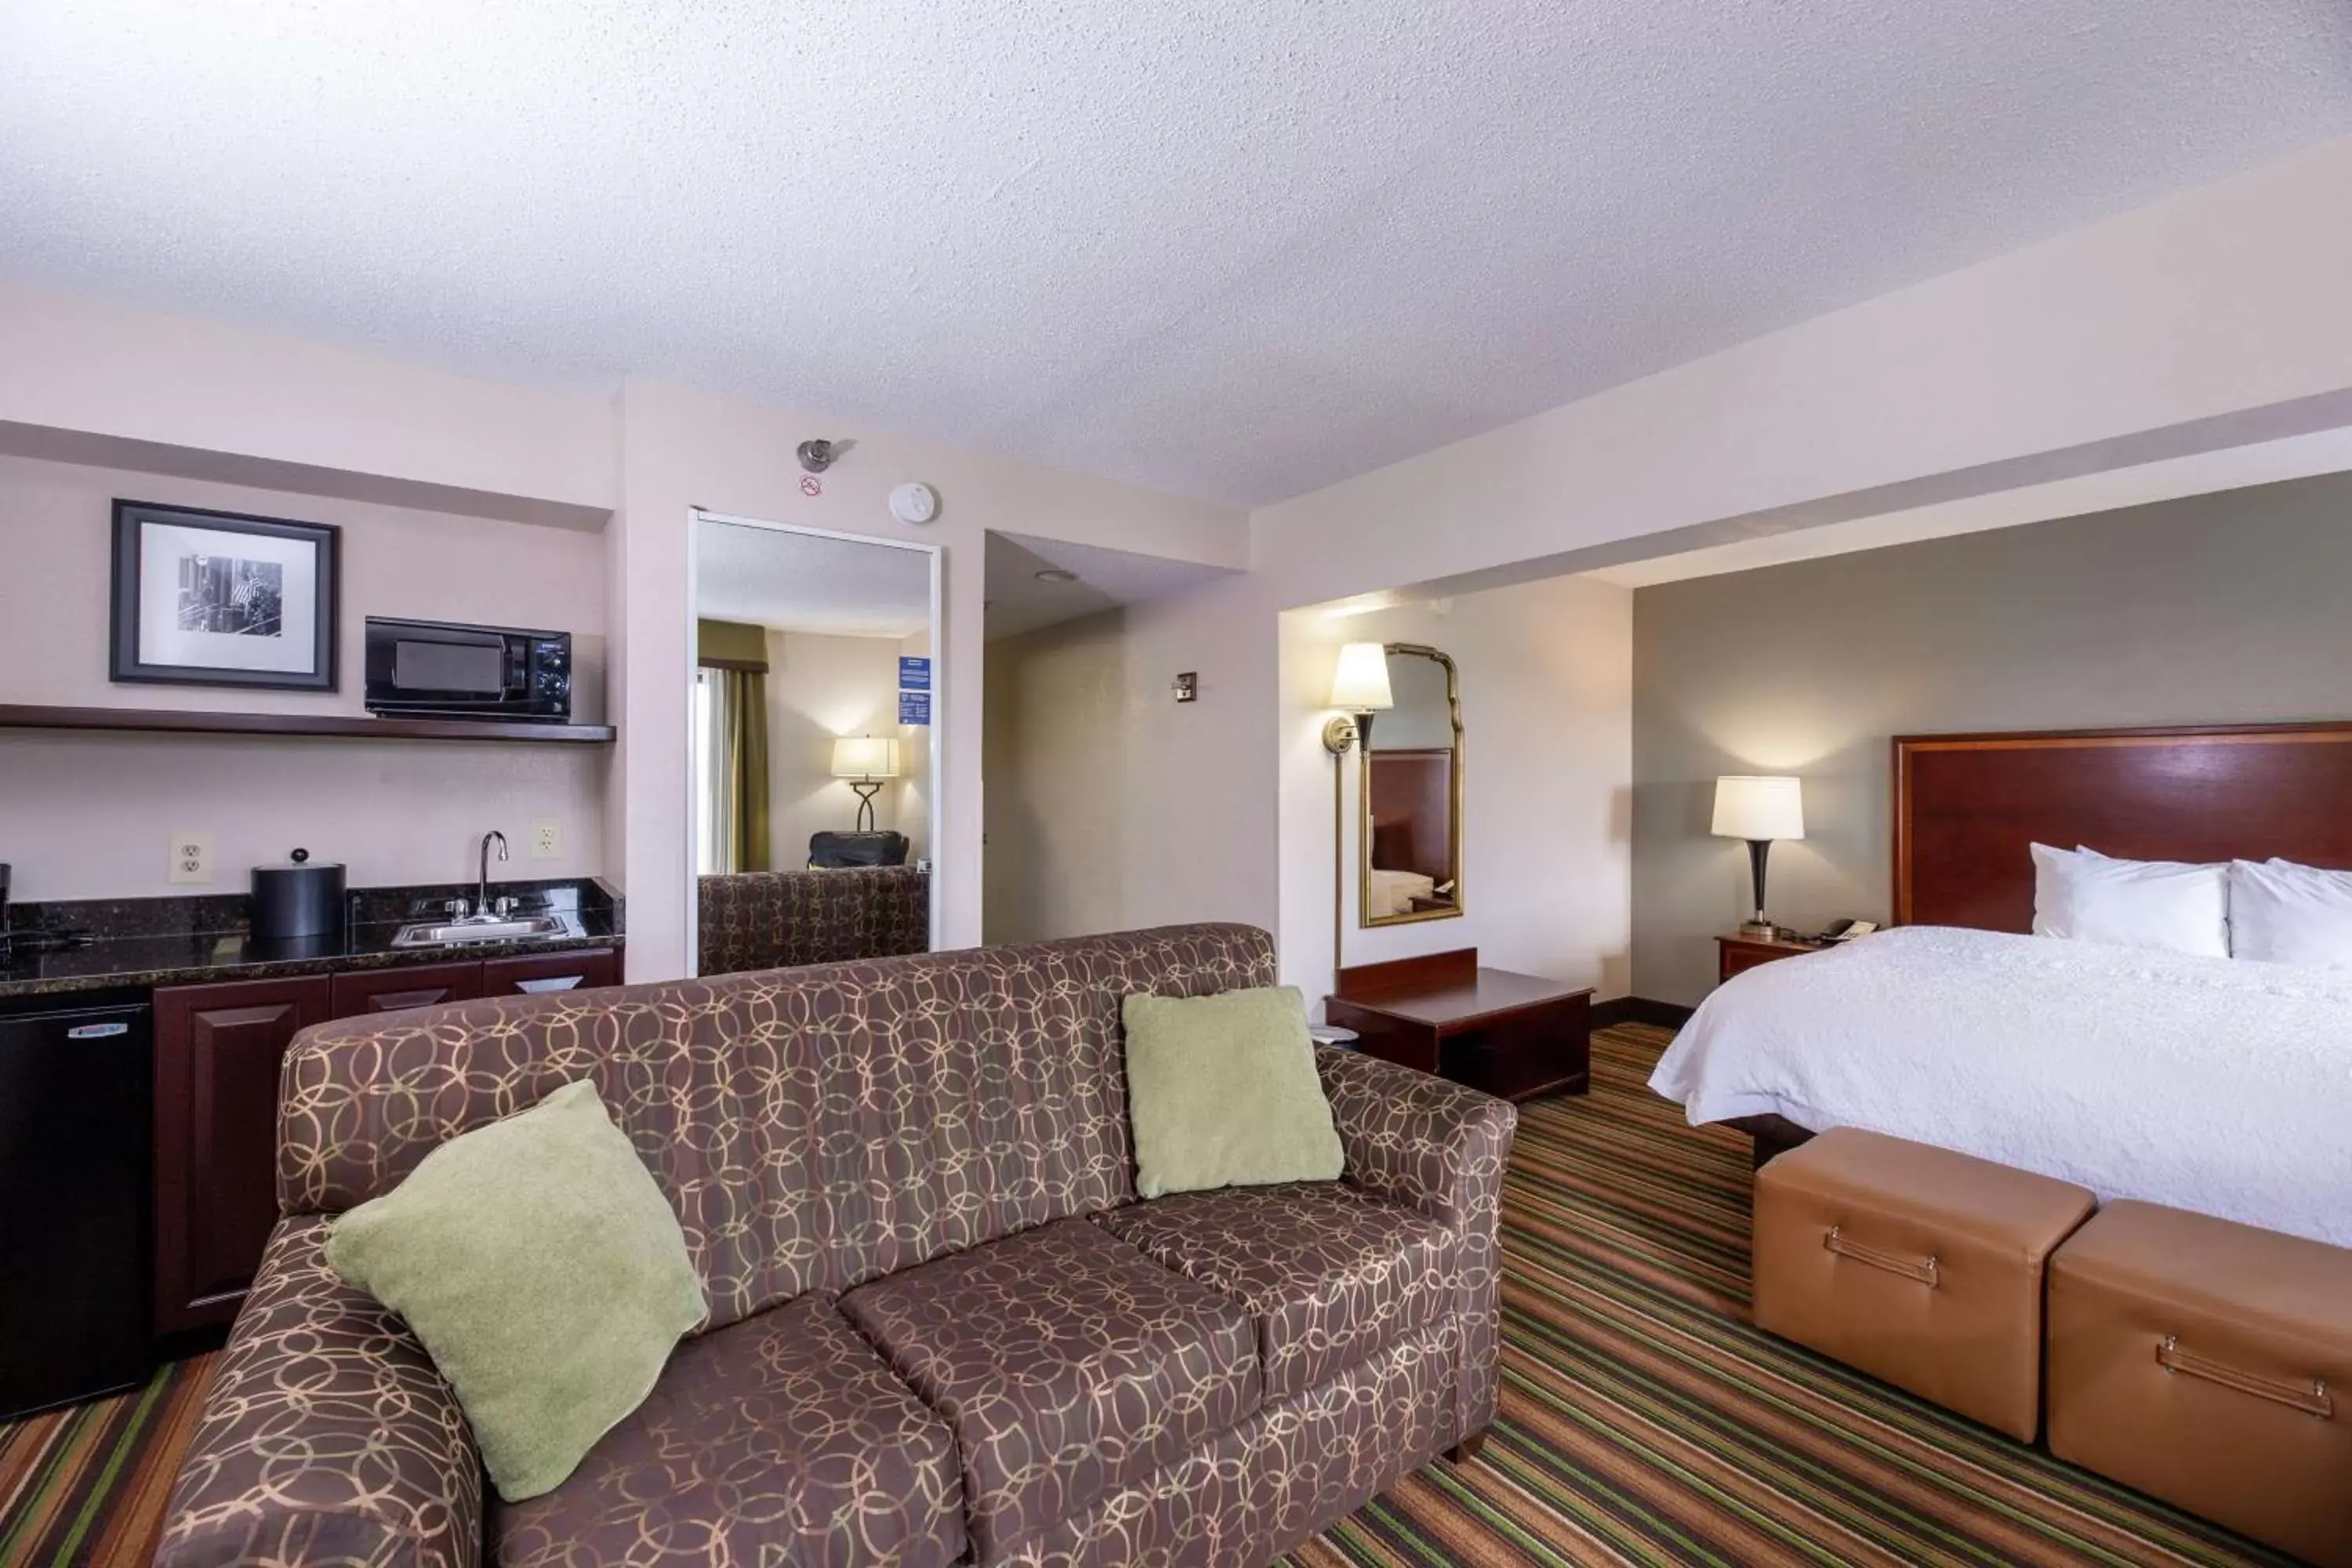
[2157,1336,2332,1420]
[1823,1225,1939,1287]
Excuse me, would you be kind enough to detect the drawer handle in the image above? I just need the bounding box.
[2158,1336,2332,1420]
[1823,1225,1938,1287]
[368,991,447,1012]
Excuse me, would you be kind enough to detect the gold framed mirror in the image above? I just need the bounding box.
[1359,642,1464,927]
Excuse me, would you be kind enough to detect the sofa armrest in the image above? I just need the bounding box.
[156,1216,483,1568]
[1315,1044,1518,1443]
[1315,1044,1517,1229]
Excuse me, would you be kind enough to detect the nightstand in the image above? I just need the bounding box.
[1717,931,1830,984]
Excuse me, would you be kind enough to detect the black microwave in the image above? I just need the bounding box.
[364,617,572,722]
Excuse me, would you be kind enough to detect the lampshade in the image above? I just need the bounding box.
[1712,775,1804,841]
[1328,642,1395,712]
[831,736,901,780]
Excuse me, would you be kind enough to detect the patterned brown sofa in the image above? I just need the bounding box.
[154,924,1517,1568]
[696,865,929,976]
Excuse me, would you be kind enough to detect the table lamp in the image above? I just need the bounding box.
[831,735,901,833]
[1713,775,1804,938]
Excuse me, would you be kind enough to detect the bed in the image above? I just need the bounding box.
[1650,721,2352,1247]
[1366,867,1436,920]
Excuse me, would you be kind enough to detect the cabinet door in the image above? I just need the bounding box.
[328,960,484,1020]
[482,947,619,997]
[1719,942,1794,982]
[153,975,333,1334]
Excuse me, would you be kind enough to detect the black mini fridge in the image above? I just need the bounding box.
[0,993,154,1418]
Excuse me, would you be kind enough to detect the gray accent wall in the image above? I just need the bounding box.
[1631,471,2352,1006]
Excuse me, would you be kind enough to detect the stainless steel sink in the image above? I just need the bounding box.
[390,916,570,949]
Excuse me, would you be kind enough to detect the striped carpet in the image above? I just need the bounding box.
[1289,1025,2296,1568]
[0,1353,212,1568]
[0,1025,2297,1566]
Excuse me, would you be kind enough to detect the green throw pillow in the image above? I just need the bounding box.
[325,1078,706,1502]
[1123,985,1346,1199]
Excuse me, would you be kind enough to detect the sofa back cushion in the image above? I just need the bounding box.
[698,865,931,978]
[278,923,1274,1330]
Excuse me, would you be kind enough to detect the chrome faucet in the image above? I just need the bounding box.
[476,830,509,920]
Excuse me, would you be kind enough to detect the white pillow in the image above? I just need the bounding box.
[2228,858,2352,968]
[2029,843,2229,958]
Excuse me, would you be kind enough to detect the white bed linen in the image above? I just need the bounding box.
[2030,843,2229,957]
[1367,869,1435,919]
[2231,858,2352,968]
[1649,924,2352,1247]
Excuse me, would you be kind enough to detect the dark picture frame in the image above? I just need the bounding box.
[109,500,340,691]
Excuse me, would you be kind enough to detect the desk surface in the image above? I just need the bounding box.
[1335,966,1591,1029]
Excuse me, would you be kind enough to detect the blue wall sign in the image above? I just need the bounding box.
[898,655,931,692]
[898,690,931,726]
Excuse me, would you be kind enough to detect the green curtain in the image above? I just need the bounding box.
[697,619,769,667]
[717,669,771,872]
[696,622,773,873]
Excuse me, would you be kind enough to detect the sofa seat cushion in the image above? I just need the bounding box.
[495,1293,964,1568]
[840,1216,1260,1563]
[1096,1181,1454,1398]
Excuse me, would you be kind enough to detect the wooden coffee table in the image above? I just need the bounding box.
[1323,948,1592,1102]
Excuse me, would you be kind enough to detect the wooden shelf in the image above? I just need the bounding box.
[0,704,615,744]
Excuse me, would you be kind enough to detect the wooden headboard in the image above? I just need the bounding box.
[1369,749,1453,881]
[1893,722,2352,931]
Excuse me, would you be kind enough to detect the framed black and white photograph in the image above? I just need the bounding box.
[110,500,339,691]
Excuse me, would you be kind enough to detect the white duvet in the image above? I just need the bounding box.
[1649,925,2352,1247]
[1367,869,1436,920]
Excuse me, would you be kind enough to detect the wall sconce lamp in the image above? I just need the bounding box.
[1712,775,1805,937]
[1320,641,1395,757]
[832,735,902,833]
[1322,642,1395,985]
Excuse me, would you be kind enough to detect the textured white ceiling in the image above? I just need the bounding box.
[2,2,2346,506]
[695,519,931,637]
[984,531,1238,641]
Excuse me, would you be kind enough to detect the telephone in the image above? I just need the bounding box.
[1818,919,1880,942]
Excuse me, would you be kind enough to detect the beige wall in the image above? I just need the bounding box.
[7,137,2352,974]
[1629,471,2352,1006]
[612,379,1247,977]
[0,452,608,900]
[982,572,1635,986]
[982,609,1132,945]
[763,629,927,866]
[1293,575,1634,1001]
[1236,138,2352,998]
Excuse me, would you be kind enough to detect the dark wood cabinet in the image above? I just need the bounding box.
[484,947,619,996]
[1324,948,1592,1102]
[328,960,482,1018]
[153,975,332,1334]
[1717,932,1828,985]
[151,946,619,1335]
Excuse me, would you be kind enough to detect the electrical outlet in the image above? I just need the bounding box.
[169,830,215,884]
[529,818,562,860]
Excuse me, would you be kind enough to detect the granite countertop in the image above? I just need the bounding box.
[0,877,624,1000]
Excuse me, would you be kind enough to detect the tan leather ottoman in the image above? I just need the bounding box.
[1752,1127,2095,1441]
[2048,1200,2352,1568]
